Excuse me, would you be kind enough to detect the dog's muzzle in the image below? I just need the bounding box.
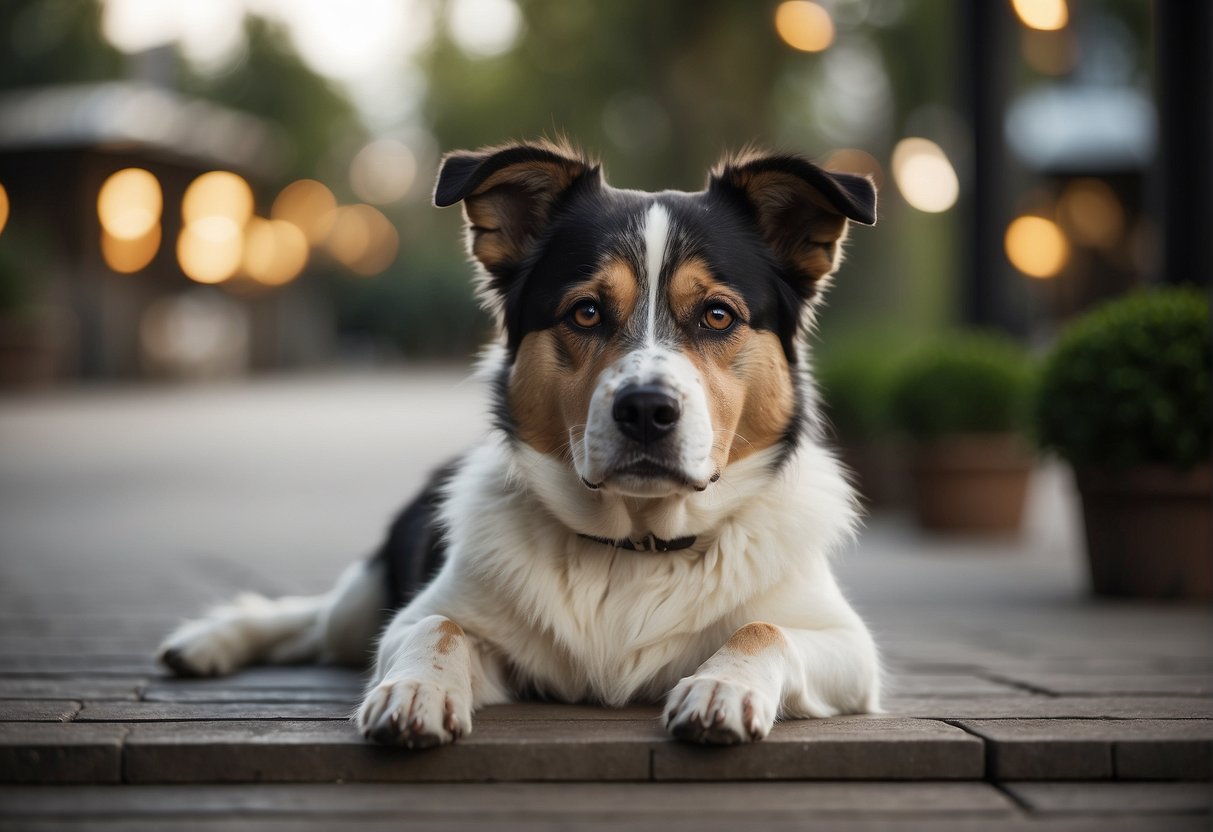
[612,384,681,446]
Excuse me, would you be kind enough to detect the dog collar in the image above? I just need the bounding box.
[578,532,697,552]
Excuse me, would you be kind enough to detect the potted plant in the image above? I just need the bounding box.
[888,332,1036,533]
[1035,289,1211,599]
[816,335,908,509]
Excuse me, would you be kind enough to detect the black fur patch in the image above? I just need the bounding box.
[372,459,461,610]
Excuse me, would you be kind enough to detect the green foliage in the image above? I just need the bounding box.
[0,0,123,89]
[332,252,494,359]
[888,332,1034,440]
[1035,289,1211,470]
[180,17,362,181]
[815,335,908,443]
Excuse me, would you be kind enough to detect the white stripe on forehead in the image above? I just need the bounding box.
[642,203,671,345]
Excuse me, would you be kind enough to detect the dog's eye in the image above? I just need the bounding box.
[701,304,736,332]
[570,300,602,329]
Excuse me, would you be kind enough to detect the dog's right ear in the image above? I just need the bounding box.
[434,141,598,296]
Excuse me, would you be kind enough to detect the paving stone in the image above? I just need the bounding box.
[988,672,1213,697]
[0,636,158,656]
[653,717,983,781]
[181,667,365,689]
[885,674,1027,697]
[0,679,143,702]
[0,701,80,722]
[0,724,127,783]
[476,703,665,721]
[1004,782,1213,814]
[0,616,177,639]
[76,702,352,722]
[124,719,659,782]
[0,655,160,677]
[0,782,1017,817]
[140,687,359,704]
[956,719,1213,780]
[141,667,364,704]
[888,696,1213,720]
[1115,740,1213,780]
[13,818,1209,832]
[992,657,1213,674]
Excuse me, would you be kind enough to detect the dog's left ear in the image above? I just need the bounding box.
[434,142,598,296]
[709,152,876,291]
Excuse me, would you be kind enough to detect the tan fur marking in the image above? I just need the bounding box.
[434,619,464,656]
[510,260,639,456]
[460,143,592,272]
[730,331,795,463]
[667,259,749,322]
[714,160,853,282]
[725,622,787,656]
[666,262,794,467]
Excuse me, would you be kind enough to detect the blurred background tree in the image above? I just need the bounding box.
[0,0,1201,374]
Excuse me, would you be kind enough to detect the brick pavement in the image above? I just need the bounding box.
[0,372,1209,829]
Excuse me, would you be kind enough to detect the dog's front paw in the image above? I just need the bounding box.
[356,678,471,748]
[664,675,778,744]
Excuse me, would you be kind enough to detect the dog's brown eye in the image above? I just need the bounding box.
[571,300,602,329]
[701,304,735,331]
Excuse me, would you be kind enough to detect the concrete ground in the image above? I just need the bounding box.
[0,369,1210,830]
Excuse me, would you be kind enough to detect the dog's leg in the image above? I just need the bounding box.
[664,621,880,744]
[157,560,385,677]
[356,612,502,747]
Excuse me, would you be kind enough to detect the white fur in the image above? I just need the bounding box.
[362,426,880,742]
[642,202,671,344]
[577,345,717,494]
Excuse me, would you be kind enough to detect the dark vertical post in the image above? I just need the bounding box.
[958,1,1020,331]
[1154,2,1213,287]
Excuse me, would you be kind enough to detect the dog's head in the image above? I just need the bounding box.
[436,140,875,499]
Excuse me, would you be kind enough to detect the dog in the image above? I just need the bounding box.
[157,140,881,746]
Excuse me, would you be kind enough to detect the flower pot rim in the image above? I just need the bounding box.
[909,432,1035,473]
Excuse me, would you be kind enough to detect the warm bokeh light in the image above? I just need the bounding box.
[101,225,161,274]
[823,148,885,191]
[178,216,243,284]
[271,179,338,245]
[349,139,418,205]
[774,1,835,53]
[97,168,162,240]
[182,171,254,227]
[1011,0,1069,31]
[243,218,310,286]
[0,182,9,237]
[1058,178,1125,249]
[1005,215,1070,278]
[326,204,399,276]
[890,138,959,213]
[447,0,523,58]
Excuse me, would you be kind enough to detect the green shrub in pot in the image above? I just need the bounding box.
[1035,289,1210,471]
[887,332,1036,533]
[816,336,904,507]
[889,333,1034,441]
[1035,289,1211,598]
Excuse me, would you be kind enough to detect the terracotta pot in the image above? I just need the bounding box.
[908,433,1034,533]
[1075,466,1212,600]
[839,439,908,510]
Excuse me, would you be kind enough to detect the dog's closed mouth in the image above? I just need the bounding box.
[614,459,686,482]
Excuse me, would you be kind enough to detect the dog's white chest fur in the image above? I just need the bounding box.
[400,436,861,707]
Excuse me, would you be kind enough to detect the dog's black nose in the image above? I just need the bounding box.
[613,385,681,444]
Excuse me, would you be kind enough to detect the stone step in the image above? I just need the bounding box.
[1,702,1210,784]
[0,706,984,784]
